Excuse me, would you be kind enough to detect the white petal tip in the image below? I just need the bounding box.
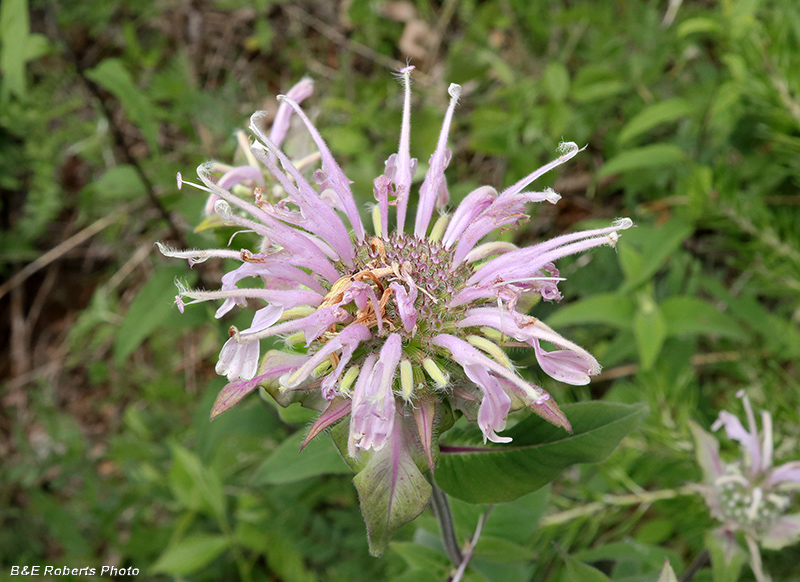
[613,217,635,230]
[214,200,233,221]
[544,187,561,204]
[448,83,462,100]
[557,141,579,156]
[176,172,183,189]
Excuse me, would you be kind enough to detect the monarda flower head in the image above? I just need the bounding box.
[691,391,800,549]
[159,69,633,552]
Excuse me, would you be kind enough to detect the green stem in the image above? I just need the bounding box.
[429,481,463,566]
[540,486,697,526]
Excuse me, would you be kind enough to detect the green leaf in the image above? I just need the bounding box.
[91,165,147,200]
[114,266,193,365]
[577,541,683,575]
[481,486,550,545]
[85,58,161,152]
[634,296,666,371]
[598,144,687,178]
[660,296,747,341]
[168,441,226,521]
[546,293,635,329]
[677,17,720,38]
[475,536,536,562]
[252,430,351,485]
[619,221,694,292]
[390,541,451,575]
[557,544,612,582]
[436,402,648,503]
[389,570,442,582]
[0,0,31,100]
[618,244,645,283]
[542,62,570,103]
[618,99,694,146]
[150,534,229,575]
[571,66,627,103]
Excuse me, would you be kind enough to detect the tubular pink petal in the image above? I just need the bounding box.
[390,281,418,333]
[442,186,497,248]
[348,354,377,458]
[464,364,512,444]
[269,77,314,147]
[349,334,403,455]
[218,165,264,190]
[248,120,354,265]
[199,164,341,282]
[712,410,761,475]
[738,390,763,475]
[767,462,800,487]
[281,323,371,390]
[456,308,601,382]
[450,189,560,266]
[762,514,800,550]
[215,337,260,382]
[274,96,365,240]
[499,141,585,200]
[414,83,461,238]
[466,233,623,289]
[531,338,596,385]
[432,333,545,403]
[393,66,416,234]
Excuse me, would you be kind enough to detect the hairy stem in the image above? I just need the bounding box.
[429,481,463,566]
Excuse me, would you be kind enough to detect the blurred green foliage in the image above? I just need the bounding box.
[2,0,800,581]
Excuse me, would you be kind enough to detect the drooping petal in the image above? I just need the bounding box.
[463,364,512,443]
[215,336,260,382]
[532,337,598,386]
[349,334,403,456]
[432,333,546,405]
[457,308,601,384]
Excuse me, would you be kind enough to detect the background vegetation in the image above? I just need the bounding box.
[1,0,799,580]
